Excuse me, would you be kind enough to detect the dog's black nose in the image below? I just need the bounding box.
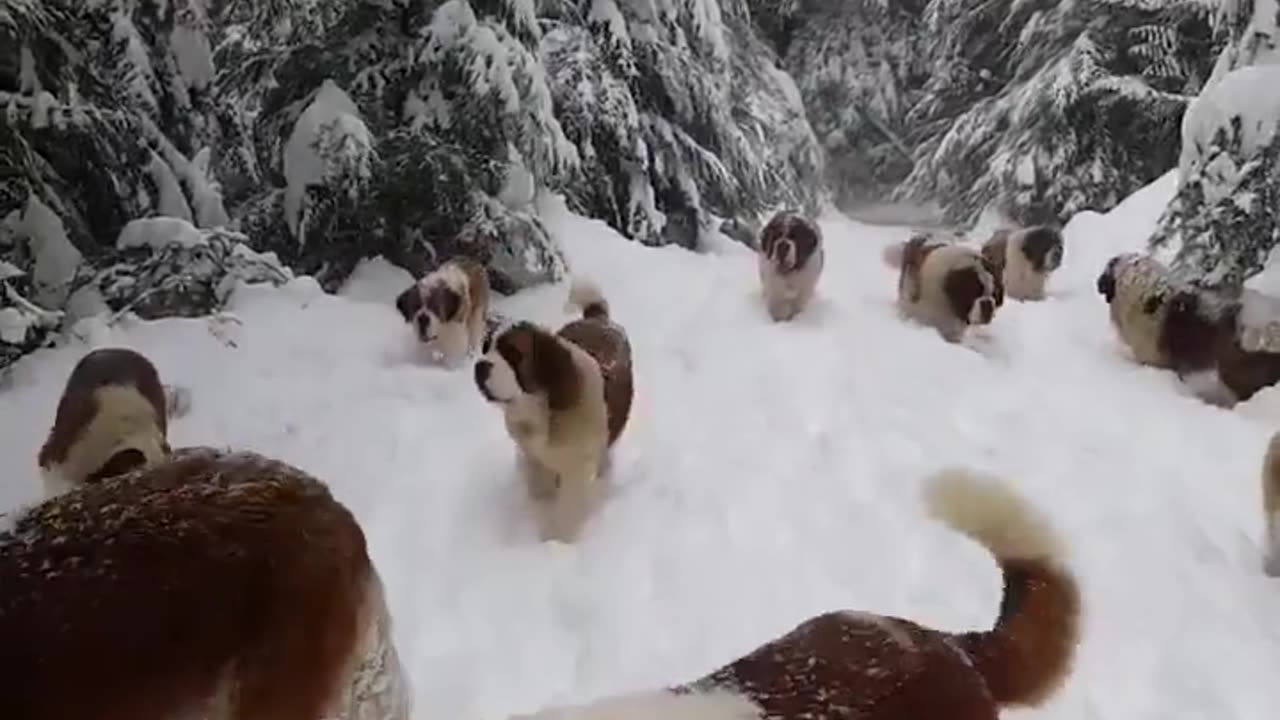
[474,359,491,386]
[415,313,431,337]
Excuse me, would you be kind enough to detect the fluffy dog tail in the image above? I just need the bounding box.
[1262,432,1280,576]
[924,468,1081,709]
[881,241,907,270]
[566,276,610,321]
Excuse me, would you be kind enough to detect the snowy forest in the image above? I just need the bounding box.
[0,0,1276,368]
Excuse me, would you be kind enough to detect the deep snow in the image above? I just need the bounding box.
[3,173,1280,719]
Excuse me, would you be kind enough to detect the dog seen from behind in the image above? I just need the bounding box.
[509,467,1081,720]
[1,445,413,720]
[396,256,491,368]
[473,278,635,542]
[883,233,1004,343]
[757,211,824,322]
[980,225,1064,301]
[37,346,172,499]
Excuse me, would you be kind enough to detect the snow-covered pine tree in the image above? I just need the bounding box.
[540,0,824,250]
[894,0,1219,226]
[233,0,579,292]
[0,0,285,370]
[769,0,926,212]
[1147,0,1280,293]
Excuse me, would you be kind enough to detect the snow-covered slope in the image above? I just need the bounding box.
[2,175,1279,719]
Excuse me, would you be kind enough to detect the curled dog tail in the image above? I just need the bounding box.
[924,467,1081,709]
[566,277,610,321]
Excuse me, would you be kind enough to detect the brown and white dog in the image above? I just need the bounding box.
[0,446,412,720]
[395,255,491,367]
[883,233,1004,343]
[509,467,1080,720]
[980,225,1065,301]
[473,278,634,542]
[37,346,172,499]
[1096,253,1280,405]
[1262,431,1280,577]
[757,211,824,322]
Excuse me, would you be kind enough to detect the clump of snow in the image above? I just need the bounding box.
[17,193,82,309]
[1178,65,1280,184]
[116,217,207,251]
[283,79,375,240]
[148,152,195,222]
[339,257,416,306]
[169,2,216,92]
[184,147,231,229]
[3,178,1280,720]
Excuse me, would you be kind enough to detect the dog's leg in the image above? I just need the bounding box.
[520,451,559,501]
[539,458,599,543]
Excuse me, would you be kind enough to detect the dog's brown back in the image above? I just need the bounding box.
[452,255,491,320]
[1,448,381,720]
[559,317,633,447]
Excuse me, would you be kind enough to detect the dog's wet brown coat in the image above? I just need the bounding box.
[2,448,374,720]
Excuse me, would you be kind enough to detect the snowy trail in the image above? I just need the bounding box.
[3,172,1280,719]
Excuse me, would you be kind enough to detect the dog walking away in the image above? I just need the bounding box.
[473,278,634,542]
[757,211,824,322]
[510,468,1080,720]
[0,447,412,720]
[980,225,1064,301]
[37,347,172,499]
[883,233,1004,343]
[395,255,491,367]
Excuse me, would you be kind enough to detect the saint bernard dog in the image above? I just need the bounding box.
[509,468,1081,720]
[37,346,173,499]
[1262,431,1280,576]
[757,211,824,322]
[473,278,634,543]
[883,233,1004,343]
[980,225,1065,301]
[1096,252,1280,406]
[395,255,491,367]
[1,447,413,720]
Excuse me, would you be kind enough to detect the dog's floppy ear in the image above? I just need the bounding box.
[85,447,149,484]
[1096,260,1118,303]
[525,328,580,412]
[395,284,422,322]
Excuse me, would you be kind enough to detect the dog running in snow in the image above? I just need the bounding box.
[757,211,825,322]
[37,346,173,499]
[883,233,1004,343]
[473,278,635,543]
[509,467,1080,720]
[980,225,1065,301]
[395,255,491,368]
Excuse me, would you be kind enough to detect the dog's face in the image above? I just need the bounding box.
[474,322,580,411]
[1096,255,1127,303]
[1019,227,1064,273]
[396,281,463,343]
[760,213,821,274]
[944,261,1002,326]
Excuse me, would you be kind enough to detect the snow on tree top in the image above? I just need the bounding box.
[116,217,208,252]
[1179,64,1280,184]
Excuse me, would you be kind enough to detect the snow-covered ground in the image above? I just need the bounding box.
[3,174,1280,720]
